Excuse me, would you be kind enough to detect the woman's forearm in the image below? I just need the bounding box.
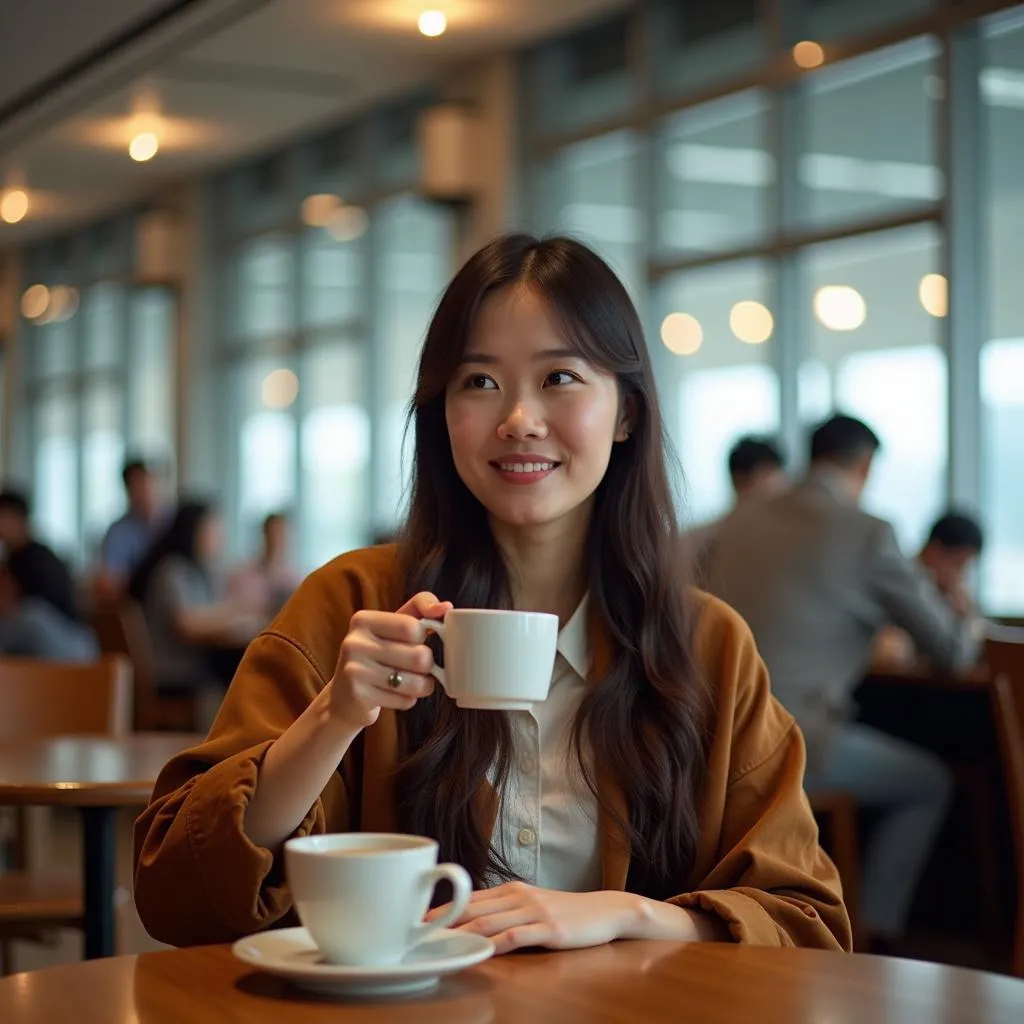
[620,894,732,942]
[243,687,360,851]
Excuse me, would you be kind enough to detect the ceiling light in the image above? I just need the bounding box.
[326,205,369,242]
[301,193,341,227]
[793,41,825,70]
[0,188,29,224]
[261,368,300,410]
[21,284,49,320]
[729,301,774,344]
[813,285,866,332]
[418,9,447,37]
[919,273,948,318]
[660,313,703,356]
[129,131,160,162]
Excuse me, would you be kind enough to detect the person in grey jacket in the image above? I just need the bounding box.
[707,414,981,944]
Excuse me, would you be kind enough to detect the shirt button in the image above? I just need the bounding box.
[517,827,537,847]
[520,756,537,775]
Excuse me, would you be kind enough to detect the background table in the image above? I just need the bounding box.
[2,940,1023,1023]
[0,733,203,960]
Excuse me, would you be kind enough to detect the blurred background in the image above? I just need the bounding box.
[0,0,1020,614]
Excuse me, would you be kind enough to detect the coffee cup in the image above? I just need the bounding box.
[284,833,471,966]
[428,608,560,710]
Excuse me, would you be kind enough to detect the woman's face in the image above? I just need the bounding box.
[195,514,222,565]
[444,285,631,536]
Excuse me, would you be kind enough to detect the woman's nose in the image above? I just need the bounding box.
[497,400,547,440]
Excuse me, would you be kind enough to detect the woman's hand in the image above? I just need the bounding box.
[328,592,451,733]
[430,882,637,955]
[430,882,727,955]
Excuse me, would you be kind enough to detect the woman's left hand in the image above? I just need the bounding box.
[430,881,639,956]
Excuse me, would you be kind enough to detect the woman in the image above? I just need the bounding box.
[130,501,260,693]
[134,236,850,953]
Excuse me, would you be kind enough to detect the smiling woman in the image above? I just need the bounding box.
[134,234,850,958]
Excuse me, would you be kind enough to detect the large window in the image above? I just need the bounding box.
[795,38,941,229]
[657,260,778,526]
[982,9,1024,613]
[21,242,176,568]
[798,224,946,551]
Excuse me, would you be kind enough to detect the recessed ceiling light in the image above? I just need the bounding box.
[418,9,447,38]
[813,285,866,331]
[129,131,160,162]
[660,312,703,356]
[793,40,825,70]
[919,273,948,318]
[261,368,300,410]
[0,188,29,224]
[729,301,774,344]
[21,284,49,320]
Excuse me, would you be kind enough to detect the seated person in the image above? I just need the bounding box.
[129,500,262,694]
[95,458,168,604]
[134,235,849,954]
[706,415,980,946]
[682,436,788,581]
[0,489,81,625]
[0,559,98,660]
[226,511,299,618]
[871,511,985,670]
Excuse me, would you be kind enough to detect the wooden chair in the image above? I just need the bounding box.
[0,655,131,974]
[987,636,1024,977]
[92,601,197,732]
[809,790,862,951]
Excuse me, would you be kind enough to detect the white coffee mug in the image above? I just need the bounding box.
[429,608,560,710]
[284,833,471,966]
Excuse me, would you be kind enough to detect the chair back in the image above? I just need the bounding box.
[0,655,132,741]
[92,601,162,729]
[987,636,1024,977]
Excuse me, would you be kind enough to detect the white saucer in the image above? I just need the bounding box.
[232,927,495,997]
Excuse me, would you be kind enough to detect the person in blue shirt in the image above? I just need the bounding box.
[96,458,167,602]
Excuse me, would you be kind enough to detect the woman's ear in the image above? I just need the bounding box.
[615,394,638,443]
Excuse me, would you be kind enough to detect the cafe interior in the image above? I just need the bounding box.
[0,0,1023,1020]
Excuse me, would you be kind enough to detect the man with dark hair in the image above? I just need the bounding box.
[707,413,981,946]
[0,488,95,658]
[97,457,166,600]
[727,436,787,501]
[683,434,788,577]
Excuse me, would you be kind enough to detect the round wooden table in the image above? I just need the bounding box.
[2,940,1023,1022]
[0,733,204,961]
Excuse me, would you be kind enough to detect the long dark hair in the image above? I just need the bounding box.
[393,235,708,895]
[129,500,215,603]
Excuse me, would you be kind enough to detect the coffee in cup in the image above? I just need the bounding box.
[284,833,471,966]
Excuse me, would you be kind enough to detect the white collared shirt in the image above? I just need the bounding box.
[487,595,601,892]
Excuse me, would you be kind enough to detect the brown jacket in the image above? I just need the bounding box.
[133,544,851,952]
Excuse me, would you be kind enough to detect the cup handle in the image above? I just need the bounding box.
[426,618,446,691]
[410,863,472,945]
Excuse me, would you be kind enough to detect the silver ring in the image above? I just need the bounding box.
[387,671,404,690]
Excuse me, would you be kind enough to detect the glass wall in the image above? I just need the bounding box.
[982,8,1024,613]
[20,225,176,566]
[525,0,1024,614]
[216,99,455,571]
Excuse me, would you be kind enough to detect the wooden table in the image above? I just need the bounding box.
[0,733,203,960]
[2,941,1023,1022]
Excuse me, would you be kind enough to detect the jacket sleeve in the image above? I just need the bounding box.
[132,630,352,947]
[668,596,853,951]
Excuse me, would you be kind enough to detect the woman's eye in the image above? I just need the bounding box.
[545,370,579,386]
[463,374,497,390]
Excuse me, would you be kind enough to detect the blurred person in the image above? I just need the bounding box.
[707,414,982,946]
[872,511,985,669]
[129,500,261,695]
[683,435,788,579]
[0,488,81,625]
[226,511,299,618]
[135,234,849,953]
[96,458,167,603]
[0,558,98,660]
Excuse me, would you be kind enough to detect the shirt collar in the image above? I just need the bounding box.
[557,593,591,680]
